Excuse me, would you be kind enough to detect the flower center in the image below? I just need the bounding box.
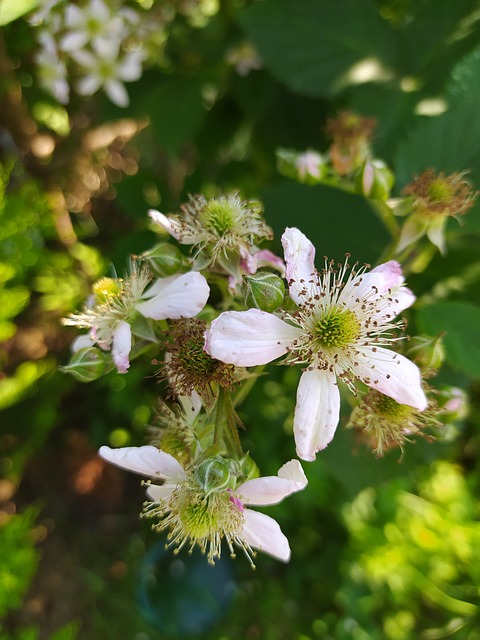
[375,392,413,419]
[314,307,360,349]
[92,277,122,305]
[428,178,453,203]
[199,198,237,235]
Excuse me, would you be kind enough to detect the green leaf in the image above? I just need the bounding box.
[393,100,480,188]
[416,301,480,379]
[447,42,480,105]
[0,0,38,25]
[238,0,397,97]
[137,74,208,155]
[262,182,389,264]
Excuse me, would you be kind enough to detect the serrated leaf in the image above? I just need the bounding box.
[393,100,480,188]
[416,301,480,379]
[0,0,38,25]
[447,43,480,105]
[238,0,397,97]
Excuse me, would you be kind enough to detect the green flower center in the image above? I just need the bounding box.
[428,179,453,203]
[314,308,360,349]
[375,393,413,419]
[199,198,237,235]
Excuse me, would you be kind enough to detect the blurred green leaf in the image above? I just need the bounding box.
[417,301,480,378]
[0,0,38,25]
[393,100,480,188]
[238,0,397,97]
[262,181,390,264]
[137,75,208,155]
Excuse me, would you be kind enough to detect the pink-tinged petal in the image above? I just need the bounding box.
[281,227,317,305]
[370,261,404,290]
[294,369,341,461]
[71,333,94,353]
[241,509,291,562]
[146,483,176,502]
[112,320,131,373]
[99,445,186,481]
[352,347,428,410]
[205,309,302,367]
[135,272,209,320]
[240,248,285,277]
[237,460,307,506]
[148,209,184,241]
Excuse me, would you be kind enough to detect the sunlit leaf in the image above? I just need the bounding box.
[0,0,38,24]
[416,301,480,378]
[238,0,397,97]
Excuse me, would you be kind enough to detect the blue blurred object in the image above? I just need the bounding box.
[137,540,236,637]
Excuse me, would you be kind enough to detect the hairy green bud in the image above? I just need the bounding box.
[355,159,394,200]
[244,272,285,312]
[60,346,107,382]
[141,243,183,277]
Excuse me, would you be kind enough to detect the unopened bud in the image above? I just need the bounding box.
[194,458,232,495]
[437,386,469,423]
[141,243,183,277]
[60,346,107,382]
[244,271,285,312]
[355,159,394,199]
[276,148,326,184]
[406,334,445,373]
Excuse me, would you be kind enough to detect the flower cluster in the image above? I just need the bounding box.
[62,184,449,566]
[30,0,167,106]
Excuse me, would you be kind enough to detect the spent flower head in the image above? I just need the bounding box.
[205,227,427,461]
[325,111,377,176]
[161,319,237,406]
[397,169,477,254]
[99,445,307,565]
[348,388,438,457]
[149,193,273,275]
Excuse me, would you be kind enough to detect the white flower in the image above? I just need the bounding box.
[64,265,210,374]
[295,151,324,181]
[205,227,427,461]
[34,32,70,104]
[99,445,307,564]
[72,40,144,107]
[59,0,125,52]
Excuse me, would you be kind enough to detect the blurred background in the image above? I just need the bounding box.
[2,0,480,638]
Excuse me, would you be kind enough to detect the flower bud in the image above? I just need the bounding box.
[244,271,285,312]
[60,346,107,382]
[437,386,469,423]
[355,159,394,199]
[406,334,445,373]
[194,458,232,495]
[141,243,183,277]
[276,148,327,184]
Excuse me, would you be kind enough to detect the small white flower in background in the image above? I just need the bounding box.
[64,264,210,374]
[205,227,427,461]
[58,0,124,52]
[72,40,145,107]
[34,32,70,104]
[99,445,307,565]
[226,42,262,76]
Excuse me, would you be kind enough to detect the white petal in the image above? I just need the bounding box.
[112,320,131,374]
[59,31,88,52]
[352,347,428,410]
[294,369,341,461]
[370,261,405,291]
[71,333,94,353]
[105,80,129,108]
[135,272,210,320]
[204,309,302,367]
[178,390,202,424]
[281,227,317,305]
[76,74,101,97]
[148,209,184,241]
[99,445,186,481]
[146,483,176,502]
[241,509,291,562]
[238,460,307,506]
